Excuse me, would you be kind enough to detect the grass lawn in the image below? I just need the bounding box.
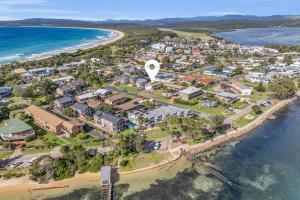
[0,167,29,176]
[0,151,14,159]
[118,84,138,93]
[174,101,234,116]
[234,113,258,128]
[248,91,270,101]
[137,91,169,103]
[10,96,32,105]
[21,119,65,153]
[62,136,103,148]
[120,152,170,171]
[233,101,249,109]
[146,131,170,141]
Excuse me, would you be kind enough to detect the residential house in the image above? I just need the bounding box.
[0,87,12,98]
[217,92,239,103]
[94,111,126,133]
[56,80,86,96]
[105,93,126,106]
[71,102,94,117]
[119,75,130,84]
[179,87,202,101]
[230,83,253,96]
[76,89,111,103]
[193,47,201,56]
[179,76,198,85]
[115,99,141,112]
[128,105,194,127]
[54,96,75,109]
[197,77,214,86]
[0,118,35,141]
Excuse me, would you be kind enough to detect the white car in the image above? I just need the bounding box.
[154,142,160,150]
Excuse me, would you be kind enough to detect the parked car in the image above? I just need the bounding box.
[9,161,23,168]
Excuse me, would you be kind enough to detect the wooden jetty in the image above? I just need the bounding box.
[182,151,242,191]
[101,166,112,200]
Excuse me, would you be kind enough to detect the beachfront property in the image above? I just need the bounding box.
[25,105,84,135]
[217,92,240,103]
[0,118,35,141]
[128,105,195,127]
[179,87,202,101]
[94,111,126,133]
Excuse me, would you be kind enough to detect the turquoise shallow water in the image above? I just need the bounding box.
[0,26,112,64]
[214,28,300,46]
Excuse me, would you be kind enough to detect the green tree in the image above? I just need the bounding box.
[212,115,225,132]
[255,82,266,92]
[269,77,296,100]
[234,66,243,75]
[252,105,262,115]
[60,145,71,154]
[88,154,103,172]
[206,54,216,65]
[284,55,293,65]
[53,158,75,180]
[0,106,10,121]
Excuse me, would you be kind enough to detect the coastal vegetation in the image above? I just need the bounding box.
[265,44,300,53]
[269,77,296,100]
[30,144,116,183]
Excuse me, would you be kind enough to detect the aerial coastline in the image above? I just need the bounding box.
[25,28,125,62]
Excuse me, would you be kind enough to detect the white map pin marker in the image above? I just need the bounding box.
[145,59,160,82]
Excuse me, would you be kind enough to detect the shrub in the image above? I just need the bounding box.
[174,98,198,105]
[120,159,129,167]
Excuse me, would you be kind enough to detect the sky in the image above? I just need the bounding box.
[0,0,299,21]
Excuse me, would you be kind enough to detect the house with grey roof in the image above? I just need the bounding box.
[217,92,240,103]
[0,118,35,141]
[54,96,75,109]
[128,105,194,127]
[94,111,126,133]
[71,102,94,117]
[179,87,202,101]
[0,87,12,98]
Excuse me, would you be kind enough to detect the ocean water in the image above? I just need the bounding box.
[214,28,300,46]
[48,100,300,200]
[121,100,300,200]
[0,26,112,64]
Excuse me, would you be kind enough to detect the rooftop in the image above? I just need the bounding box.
[25,105,64,127]
[180,87,202,95]
[0,118,33,135]
[105,93,125,102]
[95,111,123,124]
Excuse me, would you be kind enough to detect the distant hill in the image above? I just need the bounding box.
[0,15,300,29]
